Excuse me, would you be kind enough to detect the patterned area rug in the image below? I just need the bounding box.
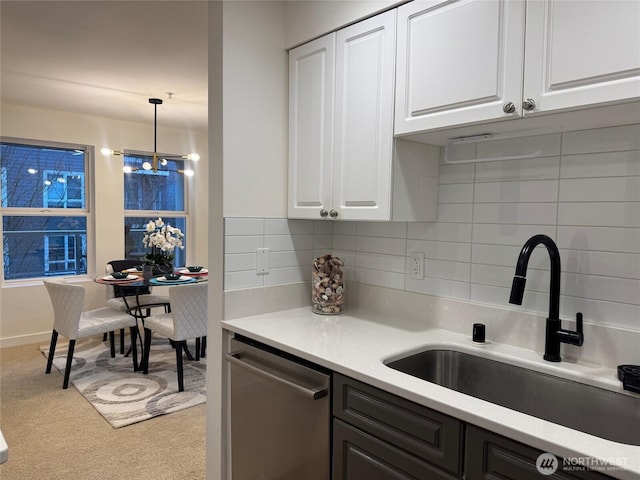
[41,335,206,428]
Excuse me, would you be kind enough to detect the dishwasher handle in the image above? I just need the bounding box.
[226,351,329,400]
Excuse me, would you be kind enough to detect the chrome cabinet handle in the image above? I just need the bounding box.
[226,351,328,400]
[319,209,329,218]
[329,209,338,218]
[503,102,516,114]
[522,98,536,111]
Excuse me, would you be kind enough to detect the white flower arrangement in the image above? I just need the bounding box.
[142,217,184,265]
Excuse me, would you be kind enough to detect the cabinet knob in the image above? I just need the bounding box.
[329,209,338,218]
[503,102,516,114]
[320,209,329,218]
[522,98,536,111]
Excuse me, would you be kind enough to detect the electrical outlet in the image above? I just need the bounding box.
[409,252,424,279]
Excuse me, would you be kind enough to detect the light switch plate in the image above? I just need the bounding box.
[257,248,270,274]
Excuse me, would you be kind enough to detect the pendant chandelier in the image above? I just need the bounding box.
[101,97,200,176]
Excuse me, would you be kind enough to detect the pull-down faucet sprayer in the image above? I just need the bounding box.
[509,234,584,362]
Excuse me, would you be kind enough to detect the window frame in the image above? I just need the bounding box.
[122,150,191,267]
[0,137,94,283]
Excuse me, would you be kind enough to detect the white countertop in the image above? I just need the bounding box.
[222,307,640,480]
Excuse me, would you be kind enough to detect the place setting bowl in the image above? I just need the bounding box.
[180,266,208,276]
[101,271,137,282]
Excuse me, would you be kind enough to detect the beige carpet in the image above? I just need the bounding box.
[0,337,206,480]
[42,336,206,428]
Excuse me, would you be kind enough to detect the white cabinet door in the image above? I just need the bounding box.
[288,34,335,219]
[523,0,640,114]
[333,10,397,221]
[395,0,526,135]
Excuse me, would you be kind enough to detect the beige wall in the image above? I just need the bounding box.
[0,103,208,347]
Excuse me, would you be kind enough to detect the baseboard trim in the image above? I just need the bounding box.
[0,331,51,349]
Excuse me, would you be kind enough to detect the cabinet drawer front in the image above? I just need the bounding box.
[465,425,613,480]
[333,419,460,480]
[333,374,462,475]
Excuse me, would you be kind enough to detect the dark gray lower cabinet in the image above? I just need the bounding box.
[332,374,615,480]
[465,425,614,480]
[332,374,463,480]
[333,419,460,480]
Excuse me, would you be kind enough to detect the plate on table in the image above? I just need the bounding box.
[125,267,144,273]
[178,268,208,275]
[102,274,138,281]
[150,276,196,285]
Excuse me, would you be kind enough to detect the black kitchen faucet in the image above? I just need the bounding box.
[509,234,584,362]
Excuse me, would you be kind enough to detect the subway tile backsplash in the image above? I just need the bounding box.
[224,124,640,331]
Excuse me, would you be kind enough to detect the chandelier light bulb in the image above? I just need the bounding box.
[123,166,133,174]
[142,161,153,171]
[101,148,123,156]
[27,168,37,174]
[183,169,195,177]
[159,158,168,166]
[188,153,200,161]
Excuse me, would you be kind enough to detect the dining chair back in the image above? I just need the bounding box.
[106,259,150,298]
[105,259,171,354]
[142,282,207,392]
[106,259,171,310]
[43,278,139,389]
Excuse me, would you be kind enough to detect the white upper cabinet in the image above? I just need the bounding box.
[395,0,640,136]
[395,0,526,134]
[523,0,640,114]
[288,34,335,219]
[332,11,397,221]
[289,10,439,222]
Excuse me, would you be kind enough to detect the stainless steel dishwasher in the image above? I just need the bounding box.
[227,336,331,480]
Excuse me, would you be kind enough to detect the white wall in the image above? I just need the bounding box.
[0,103,208,346]
[206,2,225,479]
[222,1,289,218]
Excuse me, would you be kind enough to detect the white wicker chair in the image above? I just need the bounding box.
[43,278,139,389]
[142,282,207,392]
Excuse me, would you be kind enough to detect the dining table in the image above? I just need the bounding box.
[95,267,208,370]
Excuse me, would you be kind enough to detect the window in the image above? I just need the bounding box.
[43,170,84,208]
[123,153,188,267]
[1,140,89,280]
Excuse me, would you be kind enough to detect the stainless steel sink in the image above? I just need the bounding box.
[386,349,640,445]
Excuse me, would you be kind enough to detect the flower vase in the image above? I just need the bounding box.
[153,263,174,276]
[143,264,154,280]
[312,254,344,315]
